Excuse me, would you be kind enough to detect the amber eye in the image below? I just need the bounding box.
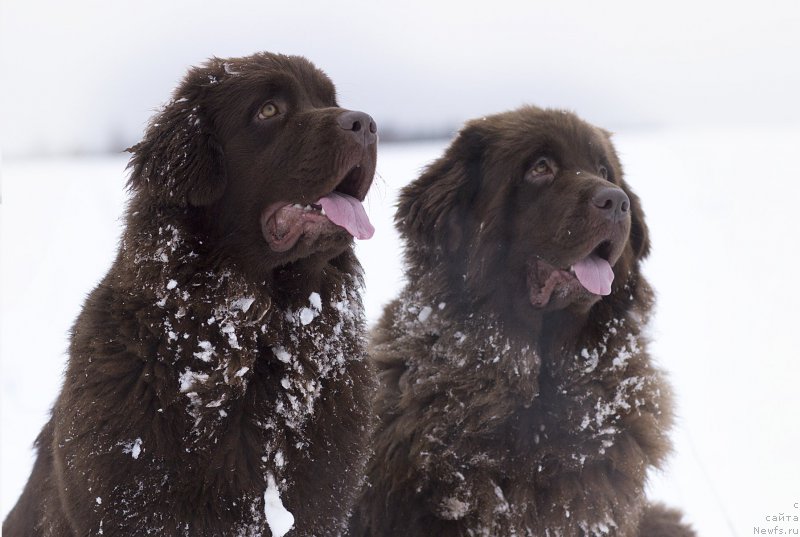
[527,157,557,183]
[258,102,279,119]
[533,159,551,174]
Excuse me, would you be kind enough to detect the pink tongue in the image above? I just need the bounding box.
[571,255,614,296]
[317,192,375,240]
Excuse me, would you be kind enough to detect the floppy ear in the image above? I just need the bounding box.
[126,74,227,207]
[395,126,484,254]
[624,182,650,259]
[602,130,650,260]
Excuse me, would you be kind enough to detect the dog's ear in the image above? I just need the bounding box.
[601,130,650,260]
[395,125,485,254]
[126,69,227,207]
[604,177,654,323]
[625,183,650,259]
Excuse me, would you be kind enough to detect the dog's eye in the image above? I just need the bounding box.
[527,157,557,183]
[599,165,609,180]
[258,102,280,119]
[533,159,550,174]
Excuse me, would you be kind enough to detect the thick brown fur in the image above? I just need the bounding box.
[4,52,378,536]
[348,107,694,536]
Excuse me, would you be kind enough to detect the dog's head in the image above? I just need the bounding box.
[397,106,650,326]
[127,52,377,276]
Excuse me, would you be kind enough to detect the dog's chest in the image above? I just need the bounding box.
[253,286,365,437]
[144,279,366,531]
[166,277,364,436]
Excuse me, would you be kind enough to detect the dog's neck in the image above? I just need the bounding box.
[407,260,595,354]
[396,268,649,414]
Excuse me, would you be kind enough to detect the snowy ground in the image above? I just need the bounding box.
[2,128,799,535]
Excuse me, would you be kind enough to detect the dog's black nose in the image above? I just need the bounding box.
[592,187,630,222]
[337,110,377,146]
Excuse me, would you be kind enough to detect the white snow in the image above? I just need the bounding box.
[294,292,324,327]
[130,439,142,459]
[272,346,292,363]
[193,340,215,362]
[493,484,509,514]
[2,132,799,537]
[440,496,471,520]
[122,438,142,459]
[263,473,294,537]
[417,306,433,322]
[178,369,209,393]
[220,322,241,349]
[222,62,240,76]
[231,297,255,313]
[299,308,316,326]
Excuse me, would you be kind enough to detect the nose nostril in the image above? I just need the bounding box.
[337,110,377,145]
[595,198,613,210]
[592,187,631,221]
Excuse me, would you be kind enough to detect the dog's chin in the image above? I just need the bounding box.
[280,229,353,266]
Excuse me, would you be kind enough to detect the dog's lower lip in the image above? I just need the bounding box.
[527,257,603,308]
[261,200,348,252]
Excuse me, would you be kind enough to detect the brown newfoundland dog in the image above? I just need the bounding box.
[348,107,695,537]
[4,53,377,536]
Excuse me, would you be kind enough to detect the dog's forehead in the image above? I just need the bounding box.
[523,111,608,153]
[255,55,334,93]
[529,114,614,167]
[208,53,337,105]
[476,109,612,168]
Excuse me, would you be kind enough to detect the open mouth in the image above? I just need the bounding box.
[261,164,375,253]
[335,163,371,201]
[527,240,618,308]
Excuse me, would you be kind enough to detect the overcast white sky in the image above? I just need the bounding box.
[1,0,799,157]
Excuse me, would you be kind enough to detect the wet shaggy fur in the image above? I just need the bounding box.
[4,53,377,536]
[348,107,695,537]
